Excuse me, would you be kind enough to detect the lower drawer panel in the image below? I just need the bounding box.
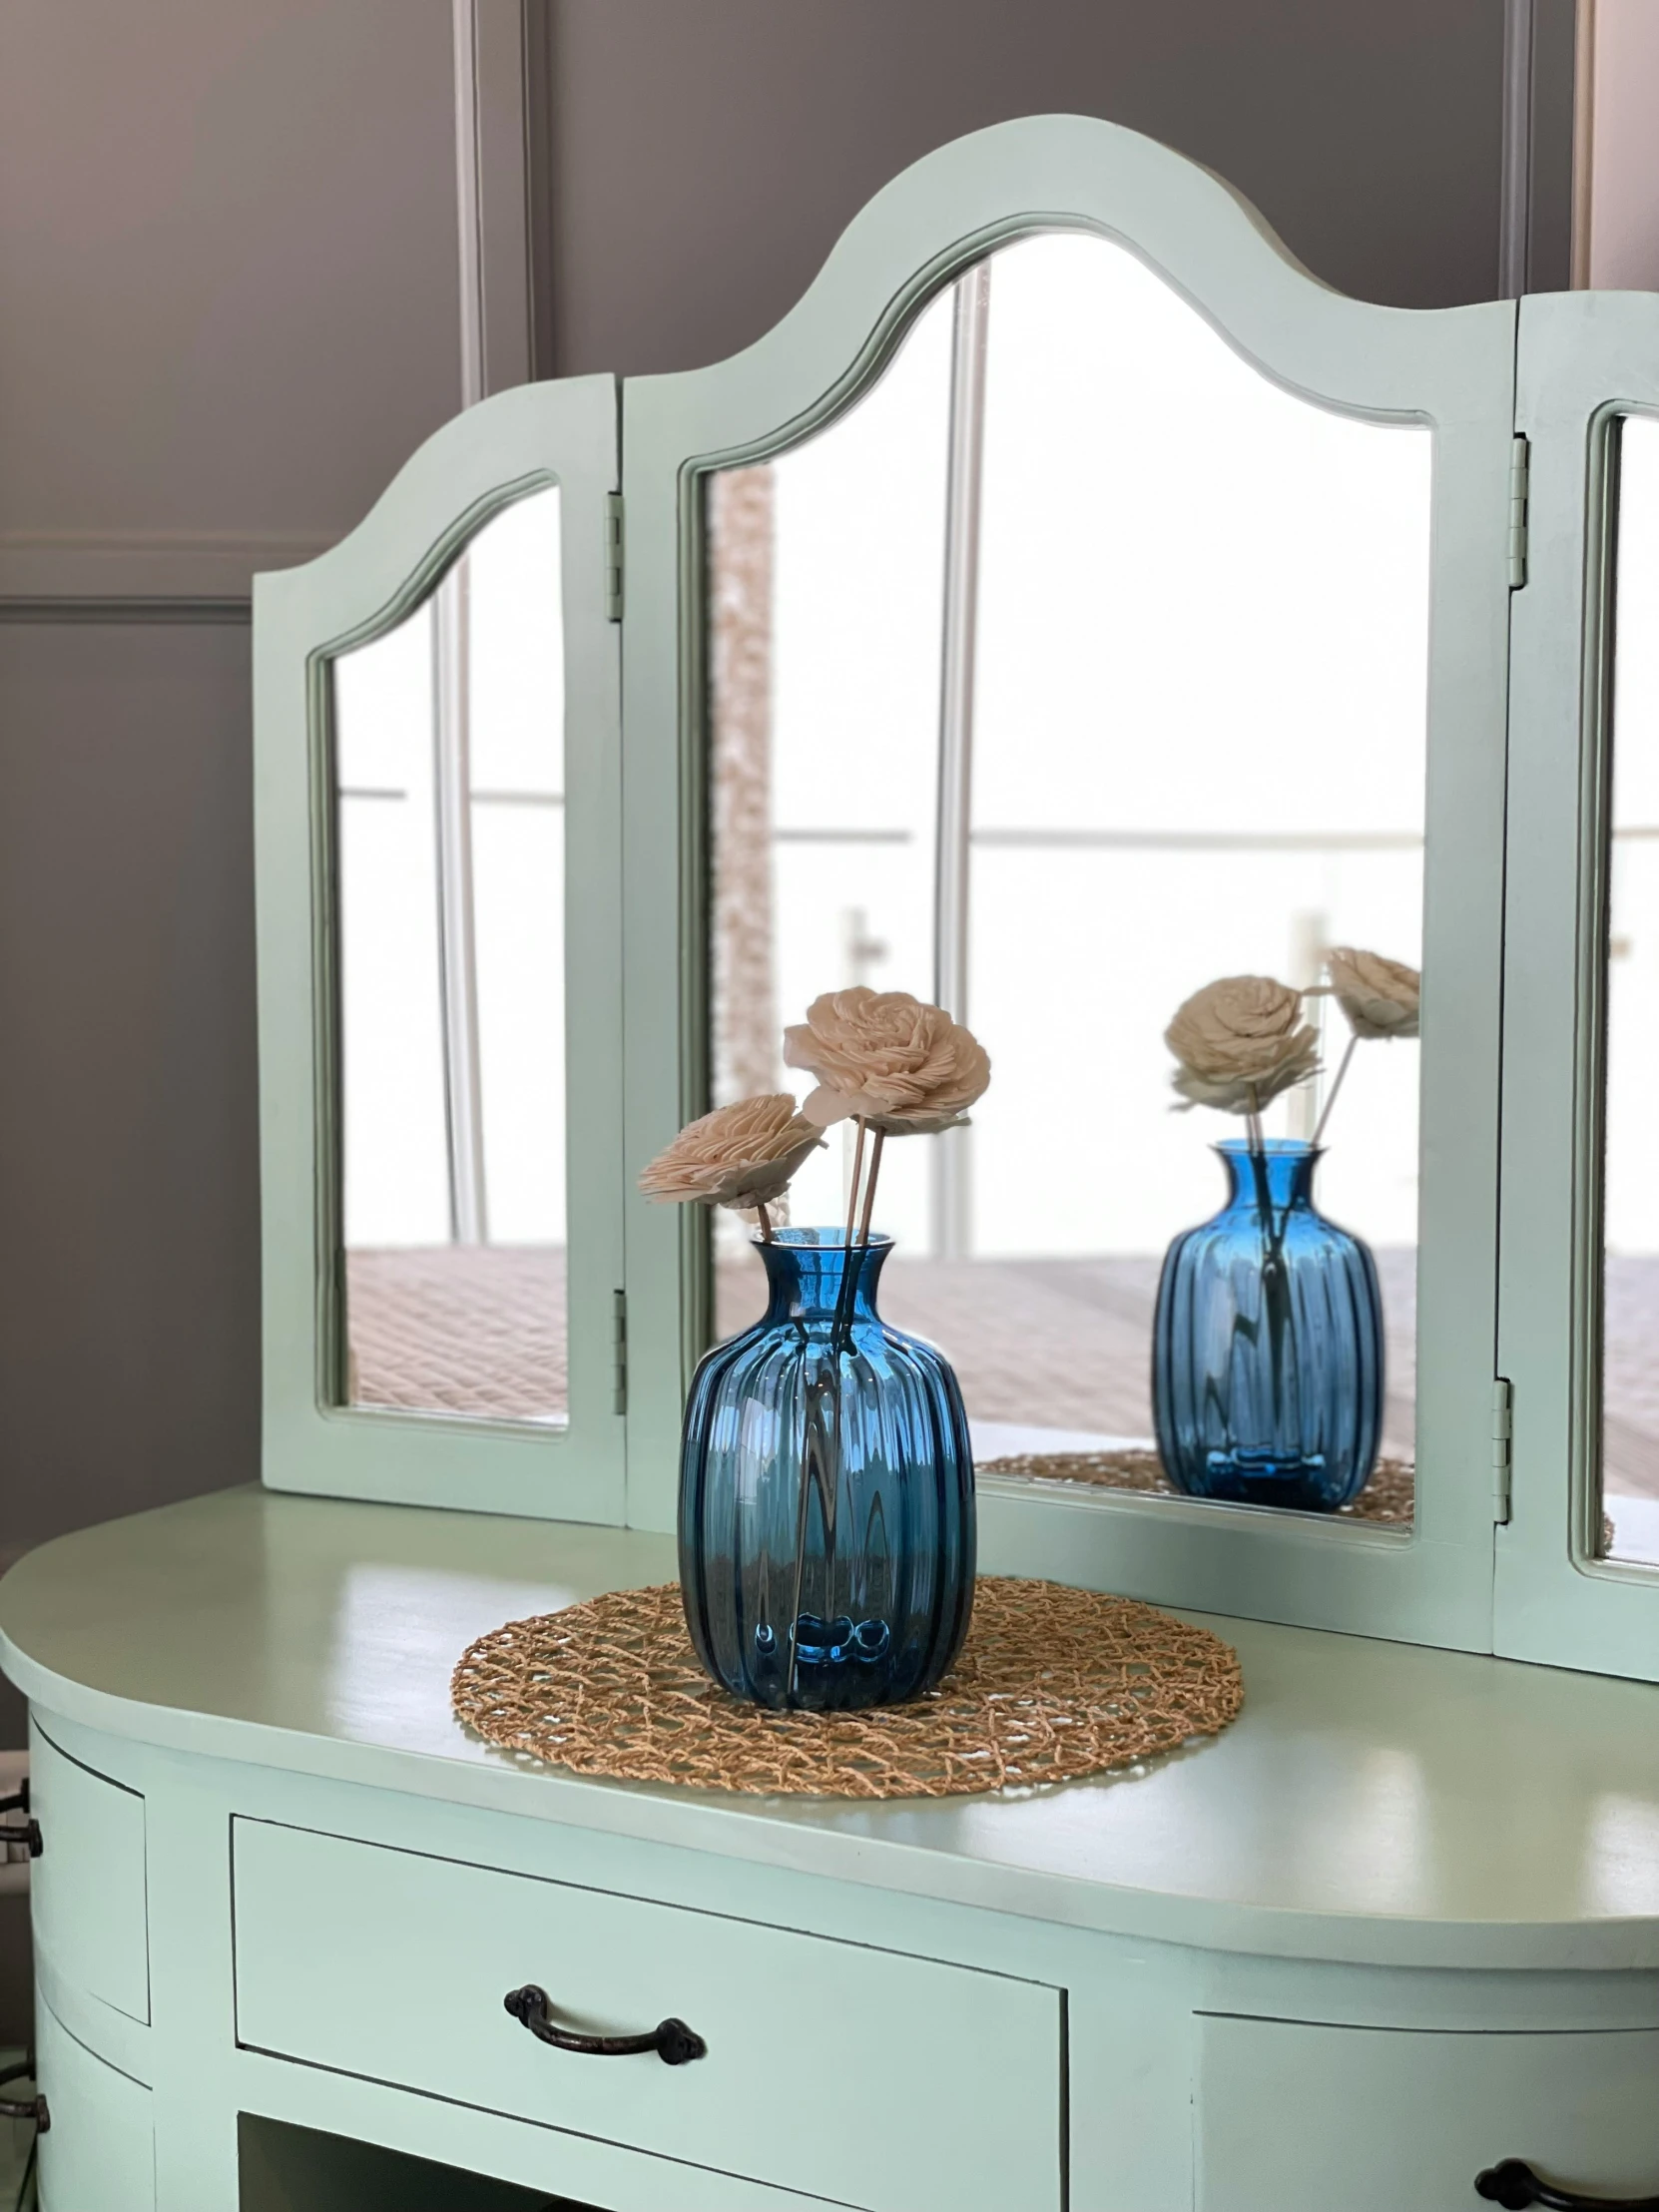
[1199,2013,1659,2212]
[36,1998,154,2212]
[232,1820,1062,2212]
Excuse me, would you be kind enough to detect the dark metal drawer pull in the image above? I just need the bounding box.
[503,1983,706,2066]
[0,2059,48,2133]
[0,1784,42,1860]
[1477,2160,1659,2209]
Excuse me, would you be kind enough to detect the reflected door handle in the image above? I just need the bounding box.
[503,1983,706,2065]
[1477,2160,1659,2209]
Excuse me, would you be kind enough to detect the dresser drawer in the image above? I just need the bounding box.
[36,1996,154,2212]
[232,1820,1062,2212]
[1198,2014,1659,2211]
[29,1725,149,2025]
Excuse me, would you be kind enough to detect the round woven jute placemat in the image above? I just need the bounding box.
[451,1577,1243,1801]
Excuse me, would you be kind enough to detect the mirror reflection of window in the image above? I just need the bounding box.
[1601,415,1659,1563]
[708,233,1430,1526]
[332,485,567,1424]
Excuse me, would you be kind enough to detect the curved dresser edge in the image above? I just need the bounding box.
[8,1632,1658,1978]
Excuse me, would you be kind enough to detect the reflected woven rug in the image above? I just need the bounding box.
[452,1577,1243,1800]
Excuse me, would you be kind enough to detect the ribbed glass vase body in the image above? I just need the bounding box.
[679,1230,975,1712]
[1152,1139,1383,1512]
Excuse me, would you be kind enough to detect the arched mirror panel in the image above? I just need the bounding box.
[255,373,624,1523]
[707,230,1430,1530]
[623,119,1513,1648]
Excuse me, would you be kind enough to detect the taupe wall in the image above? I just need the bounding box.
[542,0,1519,380]
[0,4,468,2037]
[0,0,464,596]
[0,0,1570,2035]
[0,0,464,1590]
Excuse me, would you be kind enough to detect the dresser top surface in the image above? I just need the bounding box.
[5,1484,1659,1970]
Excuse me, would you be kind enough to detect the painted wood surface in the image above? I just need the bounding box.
[233,1816,1062,2212]
[6,1487,1659,1972]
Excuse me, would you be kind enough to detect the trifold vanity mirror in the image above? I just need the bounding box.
[254,115,1659,1682]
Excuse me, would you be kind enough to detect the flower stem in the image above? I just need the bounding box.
[831,1117,868,1354]
[843,1118,867,1249]
[855,1128,885,1248]
[1312,1035,1358,1148]
[1245,1086,1264,1159]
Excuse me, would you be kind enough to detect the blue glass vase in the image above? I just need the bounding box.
[1152,1139,1382,1512]
[678,1229,975,1712]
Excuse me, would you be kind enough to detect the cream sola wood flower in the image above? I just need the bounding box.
[638,1095,823,1216]
[783,987,991,1252]
[783,987,991,1134]
[1164,974,1320,1116]
[1325,945,1420,1041]
[1310,946,1420,1143]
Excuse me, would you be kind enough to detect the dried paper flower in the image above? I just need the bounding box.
[1327,946,1420,1041]
[784,987,991,1134]
[1166,974,1320,1114]
[638,1095,823,1211]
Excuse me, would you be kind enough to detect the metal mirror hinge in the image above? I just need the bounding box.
[612,1289,628,1415]
[604,493,625,621]
[1507,435,1529,589]
[1492,1376,1514,1522]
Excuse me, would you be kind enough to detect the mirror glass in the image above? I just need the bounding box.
[707,232,1430,1526]
[331,485,568,1423]
[1601,413,1659,1562]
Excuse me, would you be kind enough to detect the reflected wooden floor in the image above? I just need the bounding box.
[339,1245,1659,1511]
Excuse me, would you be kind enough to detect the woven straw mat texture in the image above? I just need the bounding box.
[451,1577,1243,1800]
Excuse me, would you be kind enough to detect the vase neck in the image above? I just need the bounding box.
[757,1230,890,1326]
[1217,1137,1320,1211]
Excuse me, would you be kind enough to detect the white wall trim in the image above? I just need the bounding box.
[453,0,535,405]
[1500,0,1537,296]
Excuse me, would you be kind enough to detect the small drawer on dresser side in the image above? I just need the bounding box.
[36,1997,155,2212]
[1198,2013,1659,2212]
[29,1726,150,2025]
[232,1820,1063,2212]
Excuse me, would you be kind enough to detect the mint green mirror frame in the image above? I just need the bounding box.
[1498,294,1659,1681]
[254,375,627,1522]
[621,117,1516,1648]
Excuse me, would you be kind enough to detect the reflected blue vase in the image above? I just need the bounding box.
[1152,1139,1382,1512]
[678,1229,975,1712]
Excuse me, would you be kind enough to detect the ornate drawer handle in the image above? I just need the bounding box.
[1477,2160,1659,2209]
[503,1983,707,2066]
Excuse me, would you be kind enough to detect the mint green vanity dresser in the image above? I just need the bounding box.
[8,117,1659,2209]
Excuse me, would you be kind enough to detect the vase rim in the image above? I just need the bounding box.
[1214,1135,1323,1159]
[751,1226,896,1253]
